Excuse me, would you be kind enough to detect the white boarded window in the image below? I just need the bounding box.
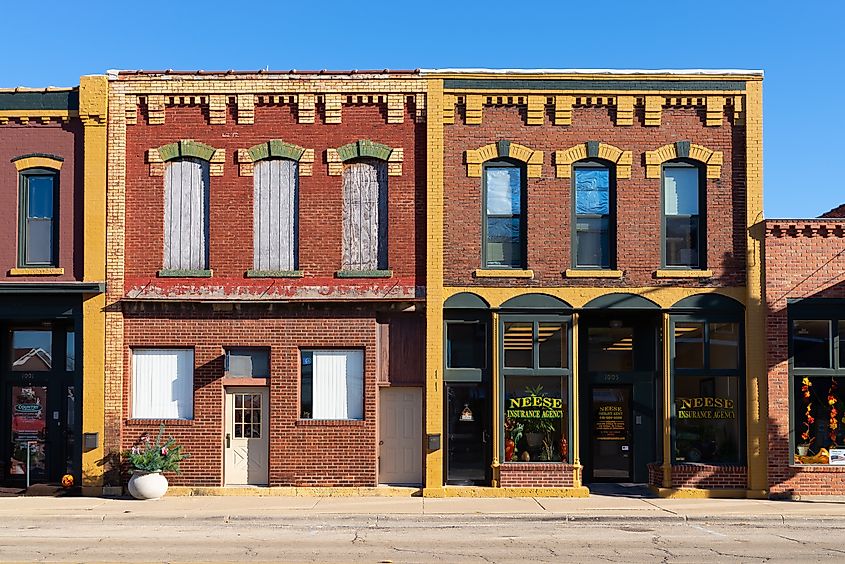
[132,349,194,419]
[254,159,297,271]
[164,158,209,270]
[301,350,364,420]
[342,160,387,271]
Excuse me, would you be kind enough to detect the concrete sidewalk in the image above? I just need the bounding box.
[1,493,845,525]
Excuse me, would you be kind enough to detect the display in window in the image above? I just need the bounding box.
[504,377,567,462]
[673,376,740,463]
[796,376,845,464]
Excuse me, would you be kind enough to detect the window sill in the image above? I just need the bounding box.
[335,269,393,278]
[295,418,366,426]
[8,267,64,276]
[125,418,194,426]
[564,269,623,279]
[654,269,713,279]
[474,269,534,279]
[158,269,213,278]
[223,377,269,386]
[245,270,303,278]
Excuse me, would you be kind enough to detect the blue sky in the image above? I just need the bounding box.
[1,0,839,218]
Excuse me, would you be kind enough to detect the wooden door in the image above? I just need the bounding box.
[224,387,269,486]
[379,387,422,485]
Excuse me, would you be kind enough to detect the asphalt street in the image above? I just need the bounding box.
[1,514,844,563]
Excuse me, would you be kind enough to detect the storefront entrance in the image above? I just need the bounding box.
[580,311,659,484]
[0,320,78,486]
[444,382,491,485]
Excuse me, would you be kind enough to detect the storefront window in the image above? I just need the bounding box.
[671,316,744,464]
[791,313,845,464]
[501,316,570,464]
[11,330,52,371]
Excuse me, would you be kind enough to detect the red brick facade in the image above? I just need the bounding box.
[765,220,845,496]
[646,463,747,490]
[498,463,575,488]
[443,105,746,287]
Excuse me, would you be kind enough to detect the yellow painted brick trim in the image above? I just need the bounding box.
[555,142,632,179]
[564,269,623,279]
[166,486,421,497]
[8,267,64,276]
[12,156,63,171]
[466,142,543,178]
[650,486,758,499]
[645,141,723,179]
[474,269,534,279]
[0,109,77,125]
[654,269,713,278]
[440,486,590,498]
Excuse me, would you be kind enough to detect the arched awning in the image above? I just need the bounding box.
[444,292,490,309]
[670,294,744,313]
[582,293,660,310]
[499,293,572,310]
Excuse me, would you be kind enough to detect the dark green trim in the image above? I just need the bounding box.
[660,160,706,269]
[675,141,691,159]
[444,292,490,309]
[444,79,746,92]
[582,293,659,310]
[0,90,79,111]
[571,159,615,269]
[336,140,393,162]
[500,293,572,310]
[496,140,511,158]
[335,269,393,278]
[248,140,306,162]
[18,168,59,268]
[0,282,103,294]
[482,159,527,269]
[158,140,216,162]
[11,153,65,164]
[586,141,600,159]
[245,270,304,278]
[157,269,213,278]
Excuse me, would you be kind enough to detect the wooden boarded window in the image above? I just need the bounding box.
[164,158,209,270]
[254,159,298,271]
[342,159,387,271]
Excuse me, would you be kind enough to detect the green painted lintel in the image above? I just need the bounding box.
[157,269,213,278]
[245,270,304,278]
[335,269,393,279]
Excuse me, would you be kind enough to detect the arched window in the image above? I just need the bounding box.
[572,160,614,269]
[342,159,388,271]
[662,160,705,268]
[18,167,59,267]
[164,158,209,271]
[253,158,298,272]
[483,159,526,269]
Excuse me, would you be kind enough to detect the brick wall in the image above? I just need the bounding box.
[498,462,575,487]
[123,102,425,297]
[443,104,746,287]
[645,462,747,489]
[0,122,83,280]
[765,221,845,496]
[120,303,379,487]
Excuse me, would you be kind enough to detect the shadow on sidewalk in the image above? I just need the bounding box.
[586,483,656,498]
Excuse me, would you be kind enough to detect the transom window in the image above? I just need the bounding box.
[573,162,613,268]
[483,160,525,269]
[663,161,704,268]
[19,168,58,267]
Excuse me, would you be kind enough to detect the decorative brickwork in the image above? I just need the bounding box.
[498,463,575,488]
[327,140,404,176]
[147,139,225,176]
[554,141,632,179]
[465,140,543,178]
[645,140,723,179]
[236,140,314,176]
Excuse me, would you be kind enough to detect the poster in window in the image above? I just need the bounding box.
[10,386,47,476]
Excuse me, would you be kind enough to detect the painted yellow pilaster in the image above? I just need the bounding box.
[491,311,500,486]
[662,312,672,488]
[79,75,108,494]
[571,312,581,487]
[424,79,445,497]
[744,78,768,498]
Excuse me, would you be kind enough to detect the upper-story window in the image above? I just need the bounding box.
[573,161,613,269]
[164,158,209,271]
[342,159,387,271]
[663,161,704,268]
[19,168,59,267]
[483,160,525,269]
[253,159,298,272]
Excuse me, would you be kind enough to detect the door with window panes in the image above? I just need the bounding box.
[224,387,269,486]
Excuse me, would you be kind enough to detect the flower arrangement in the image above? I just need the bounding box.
[829,379,840,446]
[800,377,815,448]
[125,424,187,473]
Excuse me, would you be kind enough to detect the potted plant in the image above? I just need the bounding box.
[125,424,187,500]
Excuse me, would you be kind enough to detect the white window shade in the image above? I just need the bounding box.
[311,350,364,420]
[132,349,194,419]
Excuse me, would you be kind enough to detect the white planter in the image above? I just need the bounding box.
[797,445,809,456]
[128,471,169,500]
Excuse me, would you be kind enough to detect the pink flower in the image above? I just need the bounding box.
[161,447,168,456]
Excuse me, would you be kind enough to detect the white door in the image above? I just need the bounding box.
[379,387,423,485]
[224,387,269,486]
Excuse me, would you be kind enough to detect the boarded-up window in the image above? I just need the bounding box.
[164,158,209,270]
[342,159,388,270]
[254,159,297,271]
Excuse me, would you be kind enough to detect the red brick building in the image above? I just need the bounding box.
[765,216,845,496]
[104,71,427,488]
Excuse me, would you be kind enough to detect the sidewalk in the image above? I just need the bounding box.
[1,493,844,525]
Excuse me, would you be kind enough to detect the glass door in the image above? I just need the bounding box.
[591,385,633,481]
[445,383,490,485]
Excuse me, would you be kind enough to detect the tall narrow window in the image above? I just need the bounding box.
[573,163,612,268]
[483,161,525,268]
[164,158,209,271]
[254,159,297,271]
[19,169,58,267]
[342,160,387,271]
[663,162,703,268]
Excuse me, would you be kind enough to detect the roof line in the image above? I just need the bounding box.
[421,68,763,76]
